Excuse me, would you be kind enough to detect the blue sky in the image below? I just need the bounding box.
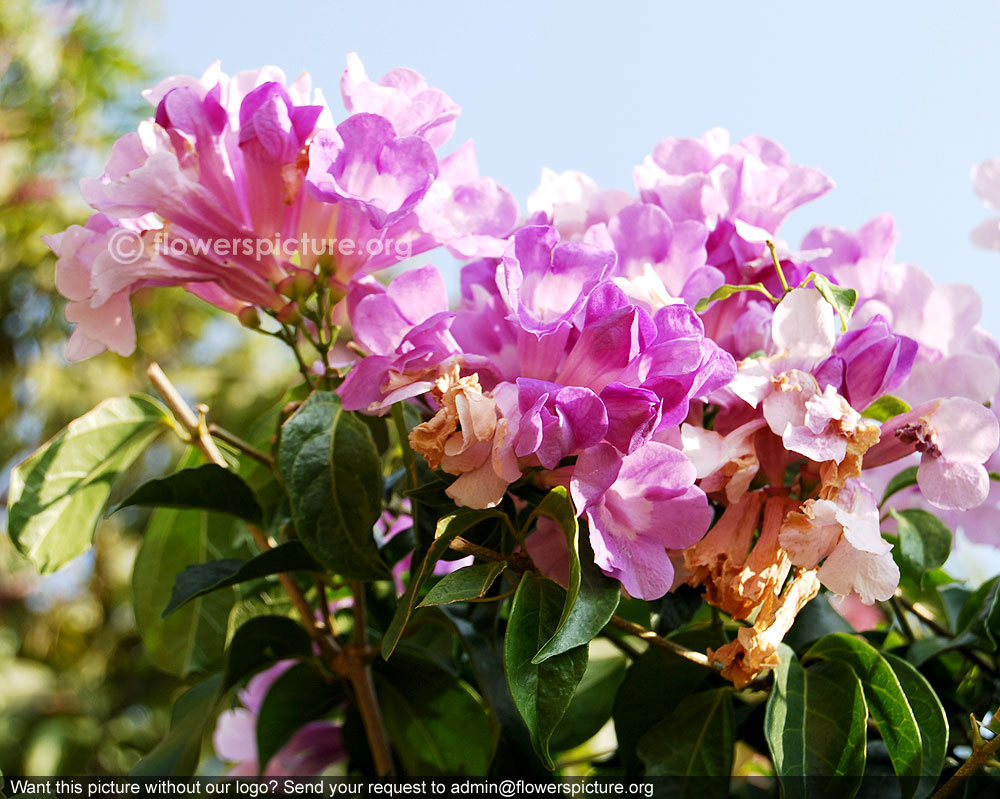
[141,0,1000,335]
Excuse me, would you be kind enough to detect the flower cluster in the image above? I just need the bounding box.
[48,64,1000,697]
[337,127,1000,685]
[44,54,517,359]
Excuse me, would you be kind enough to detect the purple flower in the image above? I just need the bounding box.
[825,315,917,410]
[305,114,438,229]
[497,226,615,336]
[867,396,1000,510]
[633,127,833,264]
[212,660,345,776]
[338,225,732,595]
[570,442,711,599]
[340,52,459,149]
[46,56,516,359]
[602,202,720,308]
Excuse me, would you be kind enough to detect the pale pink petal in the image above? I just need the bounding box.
[818,538,899,605]
[917,457,990,511]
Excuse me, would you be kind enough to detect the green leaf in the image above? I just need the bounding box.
[863,395,912,423]
[881,466,919,506]
[442,605,550,777]
[889,509,953,586]
[527,489,621,664]
[504,572,589,769]
[883,652,948,796]
[805,633,922,797]
[375,652,493,776]
[131,482,241,677]
[278,391,387,581]
[110,464,262,523]
[221,616,313,694]
[694,282,776,313]
[383,508,507,658]
[550,646,627,753]
[637,688,735,785]
[162,541,320,617]
[130,674,221,776]
[8,395,170,572]
[766,644,867,798]
[811,273,858,332]
[612,628,724,775]
[256,661,345,770]
[418,562,505,607]
[534,558,619,665]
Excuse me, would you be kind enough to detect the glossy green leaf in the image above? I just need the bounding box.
[637,688,735,785]
[375,652,493,775]
[419,562,505,607]
[278,391,387,580]
[256,660,345,769]
[863,395,912,423]
[442,604,550,777]
[550,646,627,753]
[694,282,776,313]
[612,627,724,775]
[130,674,221,776]
[889,508,952,585]
[162,541,320,616]
[110,463,262,523]
[528,491,621,663]
[220,616,313,694]
[383,508,507,658]
[805,633,922,797]
[504,572,589,769]
[881,466,919,506]
[536,559,619,665]
[812,273,858,332]
[883,652,948,797]
[766,644,867,798]
[131,491,241,677]
[8,395,171,572]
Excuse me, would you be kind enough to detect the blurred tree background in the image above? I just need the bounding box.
[0,0,298,775]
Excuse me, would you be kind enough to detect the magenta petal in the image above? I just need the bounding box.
[306,114,438,229]
[600,383,662,454]
[575,441,710,599]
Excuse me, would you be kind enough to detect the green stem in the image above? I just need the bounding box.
[766,240,790,294]
[281,326,316,389]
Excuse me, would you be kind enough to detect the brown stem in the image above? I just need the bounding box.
[932,717,1000,798]
[314,576,336,638]
[448,537,533,570]
[147,362,335,656]
[348,582,395,777]
[608,615,713,668]
[148,363,227,468]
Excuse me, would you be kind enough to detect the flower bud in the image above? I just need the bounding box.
[833,315,917,409]
[276,301,301,325]
[293,270,317,297]
[237,305,261,329]
[276,274,298,299]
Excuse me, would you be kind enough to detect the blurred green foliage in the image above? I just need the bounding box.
[0,0,300,776]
